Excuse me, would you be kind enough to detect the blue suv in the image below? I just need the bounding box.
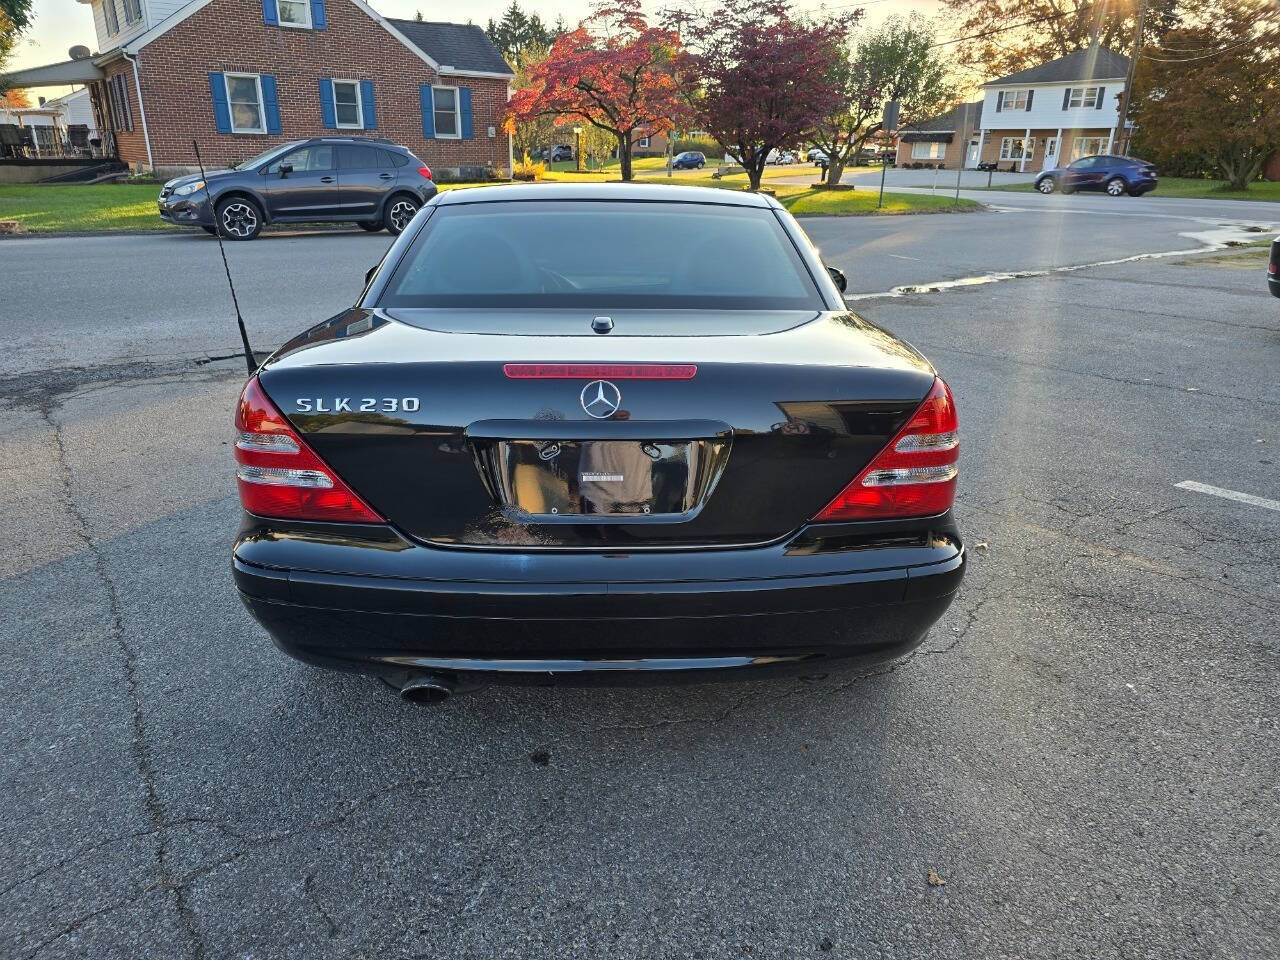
[158,136,437,240]
[671,151,706,170]
[1035,155,1158,197]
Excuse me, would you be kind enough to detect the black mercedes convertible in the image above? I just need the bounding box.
[232,183,964,702]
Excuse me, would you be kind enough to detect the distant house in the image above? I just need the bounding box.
[0,0,514,178]
[898,49,1133,172]
[895,102,981,169]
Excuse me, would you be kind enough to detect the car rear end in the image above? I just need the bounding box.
[395,147,438,204]
[1125,157,1158,195]
[231,187,964,684]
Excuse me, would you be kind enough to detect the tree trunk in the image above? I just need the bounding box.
[617,132,633,182]
[824,156,846,187]
[745,148,767,191]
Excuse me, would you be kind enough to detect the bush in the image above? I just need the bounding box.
[673,137,721,156]
[512,159,545,182]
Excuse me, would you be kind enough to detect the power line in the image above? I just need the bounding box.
[929,5,1086,48]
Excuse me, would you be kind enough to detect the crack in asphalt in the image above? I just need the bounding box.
[30,406,206,960]
[0,356,247,412]
[304,874,341,938]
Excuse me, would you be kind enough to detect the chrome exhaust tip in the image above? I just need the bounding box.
[399,673,455,706]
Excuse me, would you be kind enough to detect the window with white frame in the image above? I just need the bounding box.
[1066,86,1102,109]
[1070,136,1107,160]
[102,0,120,35]
[999,137,1035,161]
[332,80,362,128]
[225,74,266,134]
[637,136,650,148]
[911,141,945,160]
[121,0,142,24]
[276,0,312,27]
[432,86,459,138]
[999,89,1029,111]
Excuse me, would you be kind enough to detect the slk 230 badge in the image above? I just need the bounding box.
[295,397,420,413]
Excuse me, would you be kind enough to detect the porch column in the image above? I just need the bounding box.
[1021,126,1031,172]
[1054,127,1062,167]
[1104,128,1114,154]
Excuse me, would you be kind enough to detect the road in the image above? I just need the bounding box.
[2,197,1279,958]
[1,188,1275,379]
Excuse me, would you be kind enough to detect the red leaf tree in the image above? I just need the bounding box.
[667,0,856,191]
[504,0,685,182]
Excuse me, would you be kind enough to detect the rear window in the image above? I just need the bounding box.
[379,200,824,310]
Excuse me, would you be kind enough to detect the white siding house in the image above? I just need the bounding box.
[975,48,1131,172]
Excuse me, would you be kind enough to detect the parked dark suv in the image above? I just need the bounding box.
[158,136,437,240]
[1035,155,1158,197]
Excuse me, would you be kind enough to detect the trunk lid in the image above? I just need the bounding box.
[258,309,937,549]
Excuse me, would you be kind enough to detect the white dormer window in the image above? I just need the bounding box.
[1066,87,1102,108]
[277,0,312,28]
[122,0,142,24]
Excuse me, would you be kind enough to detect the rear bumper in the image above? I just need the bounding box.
[233,516,965,683]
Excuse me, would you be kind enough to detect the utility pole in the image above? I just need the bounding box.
[1116,0,1146,154]
[954,101,969,205]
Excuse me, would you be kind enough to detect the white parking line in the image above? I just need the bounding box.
[1175,481,1280,513]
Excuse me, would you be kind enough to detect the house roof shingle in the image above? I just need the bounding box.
[899,101,982,141]
[983,48,1130,86]
[387,19,513,76]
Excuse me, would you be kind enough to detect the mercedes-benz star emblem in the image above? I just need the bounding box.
[580,380,622,419]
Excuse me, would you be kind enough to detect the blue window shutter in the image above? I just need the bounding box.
[318,78,336,128]
[310,0,326,29]
[261,0,278,26]
[209,72,231,133]
[261,75,281,134]
[1095,85,1105,109]
[995,91,1003,112]
[1025,89,1033,111]
[420,84,435,139]
[360,80,376,130]
[460,86,473,140]
[1063,88,1071,109]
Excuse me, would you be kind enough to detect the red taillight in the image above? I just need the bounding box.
[503,363,697,380]
[1269,261,1277,276]
[418,165,432,180]
[234,376,383,524]
[812,377,959,522]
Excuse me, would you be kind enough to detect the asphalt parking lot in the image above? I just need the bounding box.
[2,200,1278,958]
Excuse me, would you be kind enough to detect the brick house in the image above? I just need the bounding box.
[897,48,1133,172]
[3,0,513,178]
[895,102,981,169]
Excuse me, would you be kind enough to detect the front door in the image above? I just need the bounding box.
[966,141,979,168]
[337,143,395,219]
[260,143,340,220]
[1042,137,1059,171]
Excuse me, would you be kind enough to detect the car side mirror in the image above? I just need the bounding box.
[365,264,378,286]
[278,162,293,177]
[827,265,847,294]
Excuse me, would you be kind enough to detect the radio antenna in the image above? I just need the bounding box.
[193,138,256,376]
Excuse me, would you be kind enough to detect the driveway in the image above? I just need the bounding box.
[2,205,1279,958]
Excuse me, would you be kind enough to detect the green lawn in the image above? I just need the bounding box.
[985,176,1280,201]
[0,170,974,234]
[0,183,180,233]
